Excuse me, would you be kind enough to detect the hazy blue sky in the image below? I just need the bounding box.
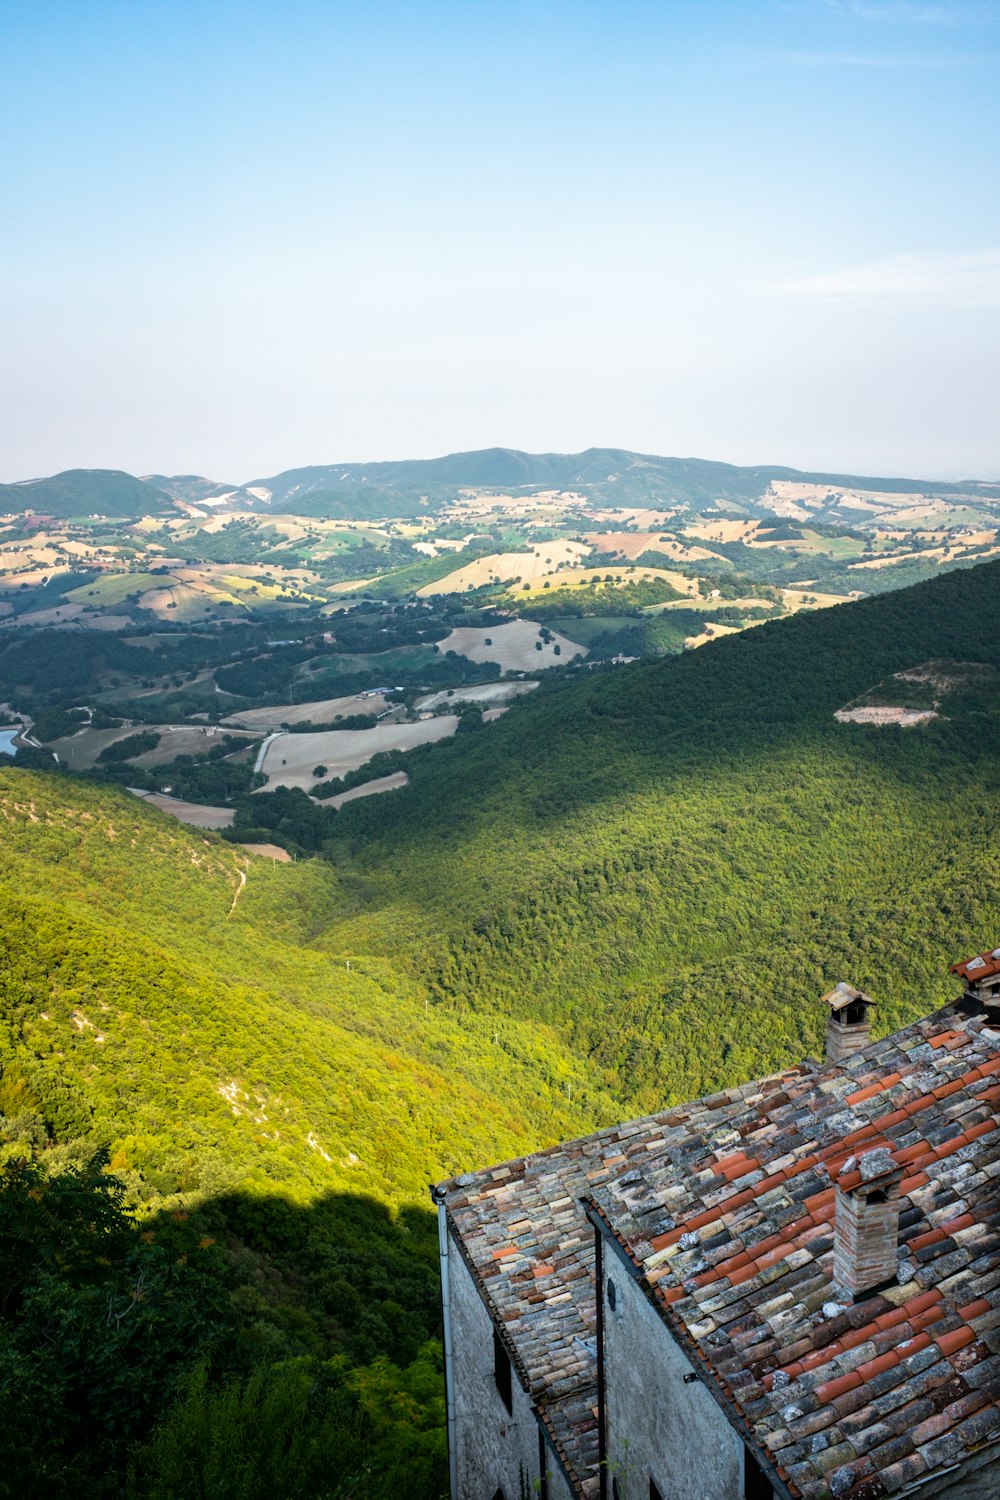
[2,0,998,481]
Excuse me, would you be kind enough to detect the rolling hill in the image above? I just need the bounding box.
[3,449,999,522]
[0,469,174,519]
[3,556,1000,1495]
[249,446,1000,515]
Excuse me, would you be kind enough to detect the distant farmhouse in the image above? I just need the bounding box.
[433,953,1000,1500]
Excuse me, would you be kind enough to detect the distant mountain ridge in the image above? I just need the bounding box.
[249,445,1000,512]
[0,468,174,519]
[2,448,999,521]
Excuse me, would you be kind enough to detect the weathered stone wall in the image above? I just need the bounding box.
[603,1257,745,1500]
[450,1234,568,1499]
[934,1446,1000,1500]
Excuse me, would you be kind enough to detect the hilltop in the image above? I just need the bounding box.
[0,469,174,519]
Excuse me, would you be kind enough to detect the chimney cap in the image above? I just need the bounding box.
[822,982,876,1012]
[836,1146,901,1193]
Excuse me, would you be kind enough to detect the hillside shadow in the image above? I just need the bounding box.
[0,1179,447,1499]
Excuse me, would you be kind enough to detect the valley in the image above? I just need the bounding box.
[2,457,1000,1498]
[2,449,999,840]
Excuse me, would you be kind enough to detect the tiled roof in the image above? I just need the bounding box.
[438,1002,1000,1498]
[951,949,1000,983]
[591,1004,1000,1499]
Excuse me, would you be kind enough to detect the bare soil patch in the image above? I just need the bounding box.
[834,707,938,726]
[415,681,539,712]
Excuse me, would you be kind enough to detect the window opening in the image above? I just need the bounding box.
[744,1444,773,1500]
[493,1326,513,1414]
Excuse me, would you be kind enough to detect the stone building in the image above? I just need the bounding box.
[432,972,1000,1499]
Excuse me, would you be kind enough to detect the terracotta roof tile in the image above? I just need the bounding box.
[437,1002,1000,1498]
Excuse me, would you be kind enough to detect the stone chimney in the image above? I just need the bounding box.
[823,982,876,1064]
[833,1147,903,1299]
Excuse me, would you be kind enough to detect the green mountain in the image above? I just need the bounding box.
[3,557,1000,1495]
[250,445,1000,515]
[0,469,174,520]
[325,557,1000,1108]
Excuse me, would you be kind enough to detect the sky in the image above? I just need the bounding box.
[1,0,999,482]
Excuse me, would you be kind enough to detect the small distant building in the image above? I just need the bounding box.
[434,965,1000,1499]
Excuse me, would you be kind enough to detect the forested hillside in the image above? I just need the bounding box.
[0,773,596,1497]
[326,558,1000,1107]
[2,558,999,1495]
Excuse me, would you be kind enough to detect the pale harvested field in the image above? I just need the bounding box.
[851,545,1000,571]
[520,565,701,598]
[257,716,458,791]
[684,519,757,544]
[128,790,235,828]
[0,567,60,591]
[437,619,585,671]
[223,693,389,730]
[583,531,724,564]
[418,540,589,594]
[583,531,664,559]
[646,595,775,615]
[83,614,134,631]
[583,508,674,530]
[10,603,89,627]
[51,723,245,771]
[415,680,539,712]
[780,588,854,611]
[319,770,410,809]
[132,724,258,766]
[684,622,744,649]
[241,843,293,861]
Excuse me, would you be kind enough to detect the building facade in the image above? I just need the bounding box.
[433,970,1000,1500]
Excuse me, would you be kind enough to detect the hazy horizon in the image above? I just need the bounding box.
[4,440,1000,491]
[2,0,998,483]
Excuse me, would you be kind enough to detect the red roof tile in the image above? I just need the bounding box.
[439,1002,1000,1500]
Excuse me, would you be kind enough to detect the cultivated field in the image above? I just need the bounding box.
[417,540,589,594]
[128,790,236,828]
[257,715,459,791]
[222,693,390,730]
[436,619,585,671]
[51,722,249,771]
[517,565,699,598]
[319,770,410,808]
